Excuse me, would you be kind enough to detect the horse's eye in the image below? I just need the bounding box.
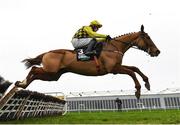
[140,35,144,38]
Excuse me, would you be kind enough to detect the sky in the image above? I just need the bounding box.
[0,0,179,94]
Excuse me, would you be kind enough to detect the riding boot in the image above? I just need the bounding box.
[84,39,97,56]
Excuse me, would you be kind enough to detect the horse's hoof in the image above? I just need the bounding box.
[15,81,26,89]
[135,91,140,100]
[15,81,20,86]
[145,83,150,90]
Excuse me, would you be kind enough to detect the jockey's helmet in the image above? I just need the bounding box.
[90,20,102,28]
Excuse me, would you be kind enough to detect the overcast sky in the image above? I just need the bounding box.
[0,0,179,94]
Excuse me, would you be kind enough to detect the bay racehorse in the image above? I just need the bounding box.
[15,25,160,99]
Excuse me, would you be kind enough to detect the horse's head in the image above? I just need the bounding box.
[135,25,160,57]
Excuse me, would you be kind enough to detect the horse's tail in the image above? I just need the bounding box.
[22,53,45,69]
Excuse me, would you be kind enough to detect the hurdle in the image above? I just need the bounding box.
[0,85,66,120]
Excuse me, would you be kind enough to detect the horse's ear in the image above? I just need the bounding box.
[141,25,144,32]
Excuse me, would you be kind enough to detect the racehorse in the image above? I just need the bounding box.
[15,25,160,99]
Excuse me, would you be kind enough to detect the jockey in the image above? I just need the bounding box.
[71,20,112,56]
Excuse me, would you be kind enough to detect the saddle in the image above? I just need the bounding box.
[75,42,103,61]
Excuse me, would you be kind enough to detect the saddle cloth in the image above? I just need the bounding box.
[76,49,92,61]
[76,42,103,61]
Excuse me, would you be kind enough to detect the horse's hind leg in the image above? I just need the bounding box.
[121,65,150,90]
[16,66,65,89]
[16,66,45,88]
[111,65,141,99]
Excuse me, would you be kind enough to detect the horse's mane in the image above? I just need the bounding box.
[113,32,137,39]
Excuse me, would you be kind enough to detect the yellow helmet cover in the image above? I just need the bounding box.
[90,20,102,28]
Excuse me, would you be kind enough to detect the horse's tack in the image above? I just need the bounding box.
[93,56,100,73]
[103,49,124,56]
[112,38,139,50]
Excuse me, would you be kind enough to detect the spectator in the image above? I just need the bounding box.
[115,98,122,111]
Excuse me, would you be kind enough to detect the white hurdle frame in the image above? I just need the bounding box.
[0,88,66,120]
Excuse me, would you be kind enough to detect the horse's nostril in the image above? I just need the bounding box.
[156,50,160,55]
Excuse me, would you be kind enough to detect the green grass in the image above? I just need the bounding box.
[1,109,180,124]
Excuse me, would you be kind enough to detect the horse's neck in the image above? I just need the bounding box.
[112,32,139,53]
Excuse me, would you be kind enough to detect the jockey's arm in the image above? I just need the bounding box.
[84,26,107,42]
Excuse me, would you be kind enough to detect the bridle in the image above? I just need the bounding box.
[112,32,150,52]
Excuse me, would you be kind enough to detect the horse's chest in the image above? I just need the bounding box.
[100,56,121,73]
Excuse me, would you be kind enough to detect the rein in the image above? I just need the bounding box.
[111,37,149,56]
[103,32,146,56]
[102,41,124,56]
[112,38,139,50]
[102,49,124,56]
[102,36,141,56]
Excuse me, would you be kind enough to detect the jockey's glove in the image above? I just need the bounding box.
[106,35,112,41]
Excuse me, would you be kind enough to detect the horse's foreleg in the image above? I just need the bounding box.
[121,65,150,90]
[111,65,141,99]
